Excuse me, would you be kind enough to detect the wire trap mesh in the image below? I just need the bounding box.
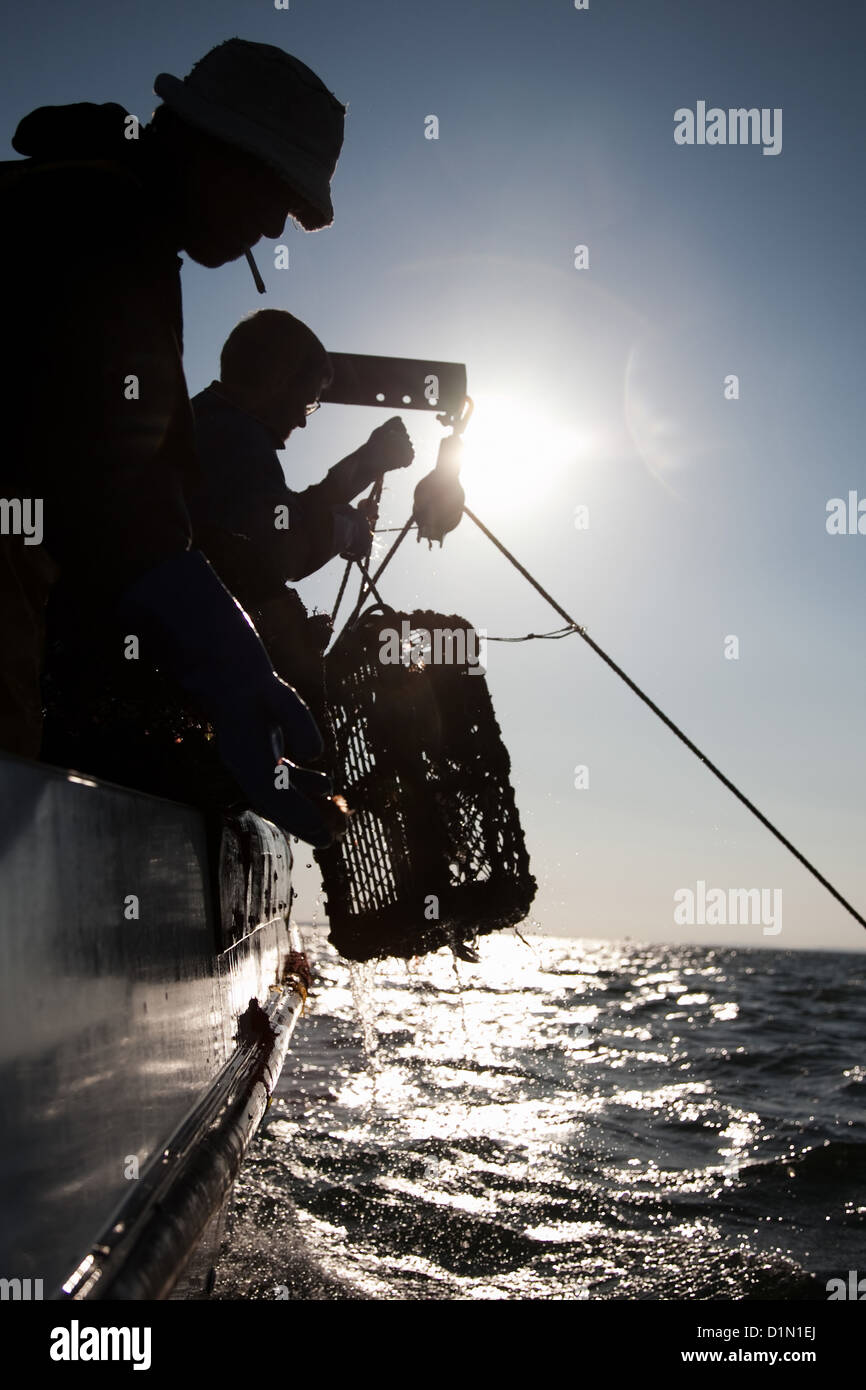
[315,607,536,961]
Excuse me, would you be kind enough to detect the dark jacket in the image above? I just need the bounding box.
[1,102,194,596]
[189,382,383,606]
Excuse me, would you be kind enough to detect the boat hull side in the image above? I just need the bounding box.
[0,756,296,1298]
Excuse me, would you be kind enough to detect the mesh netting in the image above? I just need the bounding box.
[315,607,536,961]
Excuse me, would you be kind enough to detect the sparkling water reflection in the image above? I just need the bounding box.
[214,934,866,1300]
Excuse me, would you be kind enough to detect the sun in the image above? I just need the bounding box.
[458,394,598,519]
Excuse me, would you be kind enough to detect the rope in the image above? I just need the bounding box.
[463,505,866,933]
[486,626,577,643]
[351,554,387,616]
[330,558,355,625]
[339,511,415,636]
[331,478,385,629]
[369,515,415,586]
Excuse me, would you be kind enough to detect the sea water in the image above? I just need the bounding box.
[213,933,866,1300]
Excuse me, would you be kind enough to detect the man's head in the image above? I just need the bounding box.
[147,106,299,266]
[219,309,332,441]
[148,39,345,266]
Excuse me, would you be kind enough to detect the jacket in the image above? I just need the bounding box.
[1,102,195,596]
[189,381,384,604]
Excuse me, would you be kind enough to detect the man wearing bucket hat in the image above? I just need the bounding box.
[149,38,345,262]
[0,39,346,846]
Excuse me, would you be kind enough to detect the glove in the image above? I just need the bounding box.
[363,416,414,473]
[333,504,373,562]
[321,418,414,501]
[117,549,337,847]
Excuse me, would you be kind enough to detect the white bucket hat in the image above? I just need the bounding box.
[153,38,345,230]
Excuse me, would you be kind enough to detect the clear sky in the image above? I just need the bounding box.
[4,0,865,951]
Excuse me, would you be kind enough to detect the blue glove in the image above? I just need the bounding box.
[118,549,336,846]
[333,504,373,562]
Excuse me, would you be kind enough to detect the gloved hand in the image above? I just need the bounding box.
[322,418,414,501]
[333,504,373,562]
[117,549,339,847]
[363,416,414,473]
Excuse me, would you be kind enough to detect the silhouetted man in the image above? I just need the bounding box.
[189,310,414,704]
[1,40,346,845]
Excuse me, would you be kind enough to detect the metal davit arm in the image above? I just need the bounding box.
[320,353,467,419]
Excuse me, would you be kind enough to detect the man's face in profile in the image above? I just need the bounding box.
[175,127,296,267]
[275,369,327,441]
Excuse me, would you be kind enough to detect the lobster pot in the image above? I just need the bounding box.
[316,608,536,961]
